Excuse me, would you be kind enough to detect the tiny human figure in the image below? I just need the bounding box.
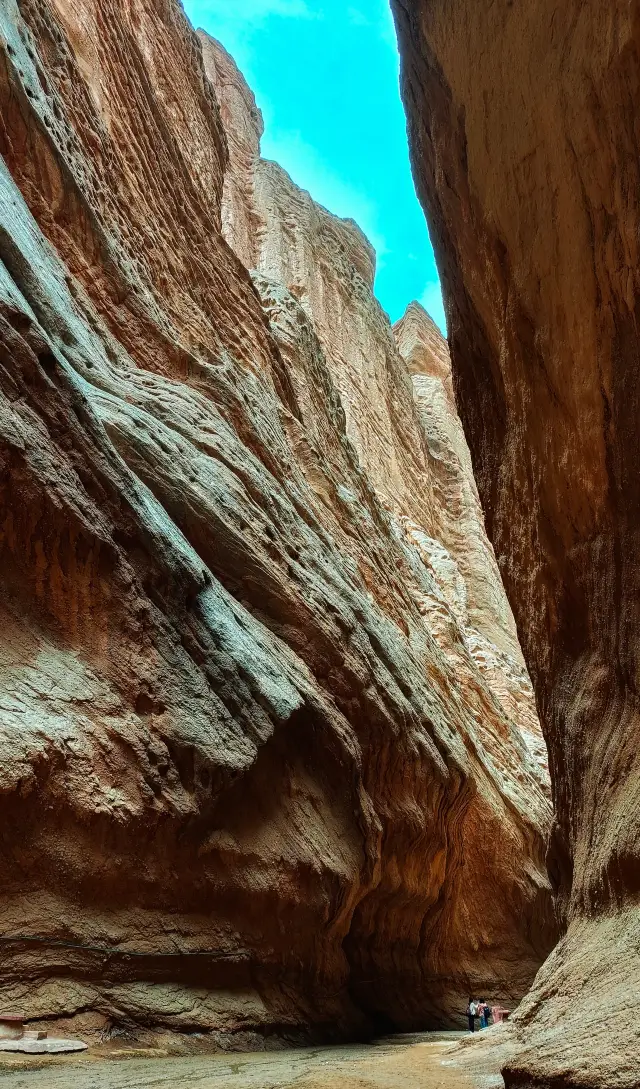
[479,1000,489,1029]
[466,997,477,1032]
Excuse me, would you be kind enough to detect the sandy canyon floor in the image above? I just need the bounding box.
[0,1034,503,1089]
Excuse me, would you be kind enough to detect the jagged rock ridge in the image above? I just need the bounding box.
[0,0,551,1045]
[391,0,640,1085]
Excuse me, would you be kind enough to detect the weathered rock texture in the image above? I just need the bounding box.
[204,38,547,788]
[0,0,551,1046]
[393,303,548,787]
[391,0,640,1084]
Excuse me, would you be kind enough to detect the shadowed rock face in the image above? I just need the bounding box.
[391,0,640,1084]
[0,0,552,1045]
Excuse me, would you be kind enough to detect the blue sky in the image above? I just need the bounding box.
[182,0,445,333]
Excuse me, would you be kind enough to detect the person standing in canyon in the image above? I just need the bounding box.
[466,998,477,1032]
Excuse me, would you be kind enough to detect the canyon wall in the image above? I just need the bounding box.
[391,0,640,1085]
[204,37,547,788]
[0,0,551,1046]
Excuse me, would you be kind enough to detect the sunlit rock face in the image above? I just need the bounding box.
[392,0,640,1084]
[0,0,552,1045]
[204,34,547,785]
[394,303,549,790]
[208,30,554,1024]
[202,37,440,550]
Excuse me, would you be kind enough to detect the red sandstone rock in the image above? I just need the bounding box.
[0,0,553,1044]
[392,0,640,1084]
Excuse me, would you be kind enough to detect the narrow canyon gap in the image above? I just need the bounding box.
[0,0,552,1046]
[391,0,640,1085]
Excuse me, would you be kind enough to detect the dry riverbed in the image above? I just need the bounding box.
[0,1033,506,1089]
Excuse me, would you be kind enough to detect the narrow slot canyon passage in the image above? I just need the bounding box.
[0,0,635,1088]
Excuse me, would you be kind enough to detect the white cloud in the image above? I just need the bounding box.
[249,0,312,15]
[261,128,386,255]
[196,0,314,22]
[347,7,370,26]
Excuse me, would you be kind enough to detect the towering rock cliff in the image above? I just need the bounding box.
[203,36,547,790]
[392,1,640,1084]
[0,0,551,1046]
[393,303,547,784]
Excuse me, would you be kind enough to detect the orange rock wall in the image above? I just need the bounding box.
[392,0,640,1083]
[0,0,552,1045]
[204,35,547,786]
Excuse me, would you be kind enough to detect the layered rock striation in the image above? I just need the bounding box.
[204,37,546,787]
[0,0,551,1046]
[392,0,640,1084]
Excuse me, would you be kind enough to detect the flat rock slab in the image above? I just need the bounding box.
[0,1038,87,1053]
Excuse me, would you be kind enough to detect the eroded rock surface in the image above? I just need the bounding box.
[393,303,547,788]
[392,0,640,1084]
[204,37,546,784]
[0,0,551,1045]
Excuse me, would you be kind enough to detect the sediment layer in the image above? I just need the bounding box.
[0,0,552,1045]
